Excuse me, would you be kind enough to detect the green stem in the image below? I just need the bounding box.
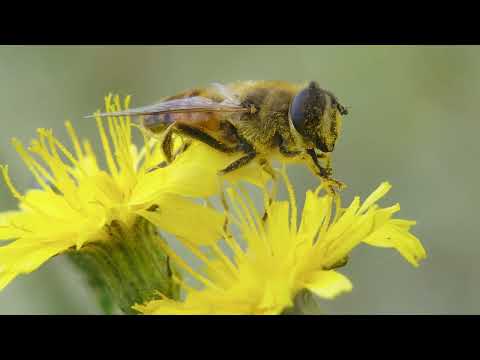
[68,217,180,315]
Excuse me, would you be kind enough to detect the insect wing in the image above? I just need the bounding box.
[86,96,249,119]
[209,82,241,105]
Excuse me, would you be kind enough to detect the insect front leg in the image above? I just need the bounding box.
[306,149,346,193]
[277,135,302,158]
[307,148,331,178]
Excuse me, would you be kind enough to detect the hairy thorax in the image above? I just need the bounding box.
[233,86,295,153]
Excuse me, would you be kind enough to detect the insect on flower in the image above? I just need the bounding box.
[89,81,348,192]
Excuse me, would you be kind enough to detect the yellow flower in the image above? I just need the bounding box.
[135,170,426,315]
[0,94,269,292]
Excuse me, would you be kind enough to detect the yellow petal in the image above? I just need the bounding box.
[363,222,427,267]
[265,201,292,259]
[136,194,225,245]
[390,219,417,231]
[182,142,270,188]
[0,238,73,290]
[134,298,210,315]
[130,143,227,205]
[302,270,352,300]
[131,140,271,207]
[0,211,25,240]
[357,182,392,214]
[222,161,271,188]
[22,189,80,219]
[324,196,361,241]
[321,212,377,268]
[298,191,330,243]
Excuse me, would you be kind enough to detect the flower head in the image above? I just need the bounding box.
[0,94,268,291]
[135,170,426,315]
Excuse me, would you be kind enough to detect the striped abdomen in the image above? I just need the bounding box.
[142,111,223,134]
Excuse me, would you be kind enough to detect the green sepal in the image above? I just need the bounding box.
[68,250,118,315]
[282,289,324,315]
[68,217,180,315]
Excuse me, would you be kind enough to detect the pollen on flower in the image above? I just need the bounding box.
[134,168,427,315]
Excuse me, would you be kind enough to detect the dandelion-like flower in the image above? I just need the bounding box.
[0,95,269,312]
[135,170,426,315]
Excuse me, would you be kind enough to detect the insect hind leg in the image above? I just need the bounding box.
[162,126,175,163]
[147,124,193,172]
[175,124,238,154]
[146,124,175,172]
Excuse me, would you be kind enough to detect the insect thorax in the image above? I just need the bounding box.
[236,87,294,150]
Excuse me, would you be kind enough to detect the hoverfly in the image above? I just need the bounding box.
[90,81,348,190]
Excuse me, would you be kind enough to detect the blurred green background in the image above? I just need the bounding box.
[0,45,478,314]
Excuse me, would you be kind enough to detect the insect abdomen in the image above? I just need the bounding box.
[142,111,222,134]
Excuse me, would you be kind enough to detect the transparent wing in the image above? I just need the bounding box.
[85,96,248,119]
[209,82,241,105]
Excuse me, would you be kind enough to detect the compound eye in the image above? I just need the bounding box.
[289,88,310,134]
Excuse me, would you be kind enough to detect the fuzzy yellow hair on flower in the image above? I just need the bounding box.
[134,169,426,315]
[0,94,270,292]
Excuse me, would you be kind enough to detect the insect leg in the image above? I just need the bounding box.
[276,134,302,158]
[307,149,331,178]
[162,126,175,163]
[219,134,258,175]
[145,124,175,172]
[219,152,257,175]
[175,124,237,154]
[258,158,277,179]
[219,131,257,175]
[306,149,346,193]
[147,129,194,173]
